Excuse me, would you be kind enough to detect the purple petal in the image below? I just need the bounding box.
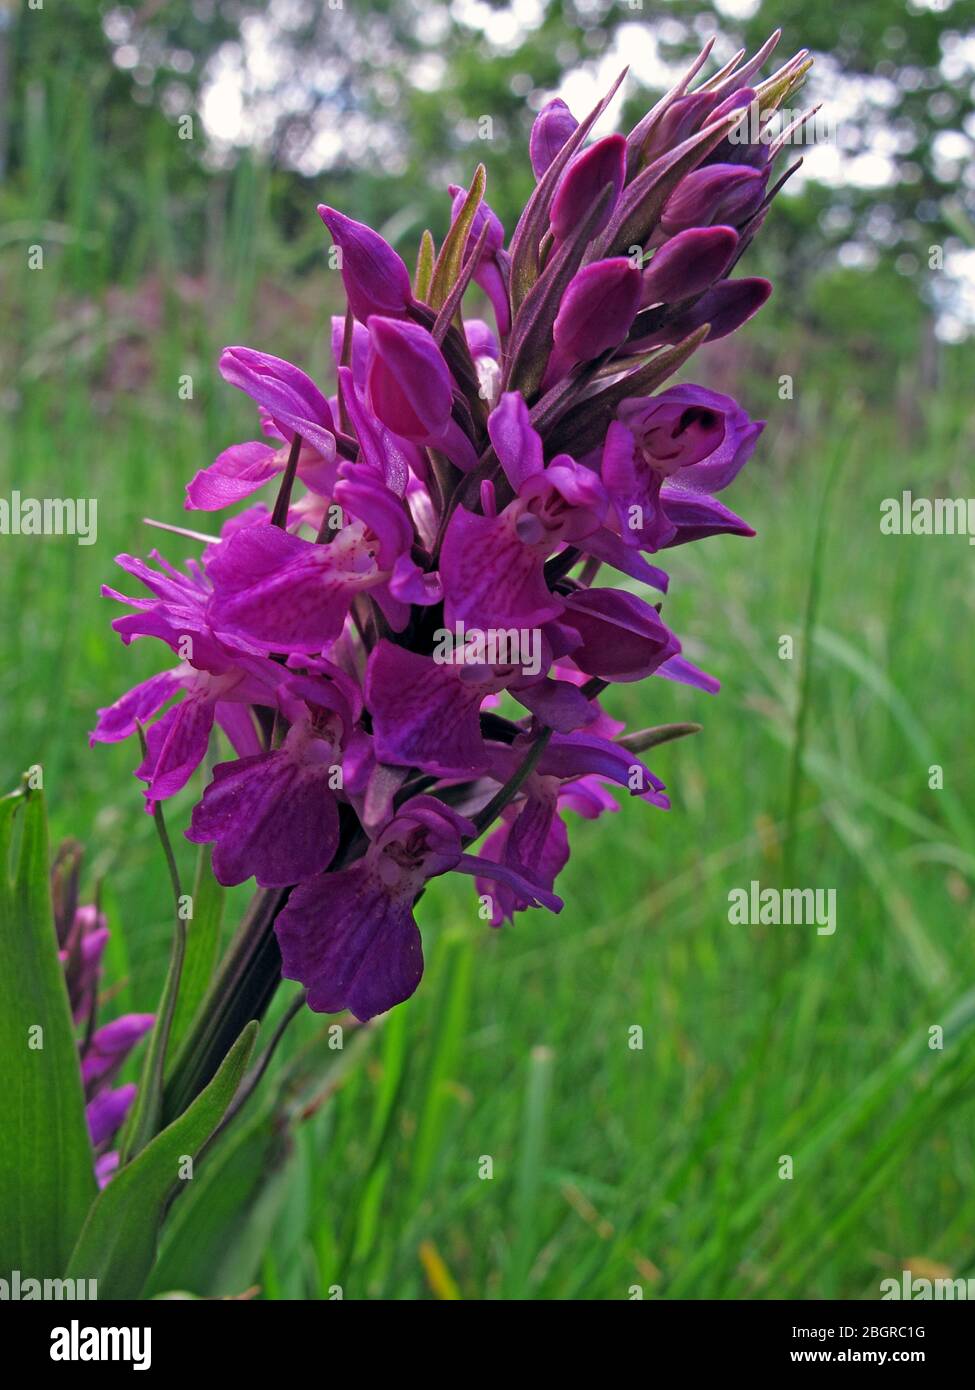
[579,527,670,591]
[530,98,579,179]
[441,505,563,631]
[82,1014,154,1089]
[660,163,768,236]
[487,393,544,493]
[656,653,720,694]
[551,134,626,242]
[87,1083,136,1148]
[536,731,670,807]
[95,1151,120,1188]
[553,258,642,364]
[187,749,341,887]
[90,667,185,745]
[185,441,280,512]
[560,587,680,682]
[136,695,215,803]
[454,853,563,914]
[660,488,756,544]
[207,524,371,654]
[366,316,453,439]
[276,865,424,1021]
[219,347,335,458]
[653,277,772,345]
[640,225,739,306]
[511,676,598,732]
[366,642,488,778]
[318,205,414,324]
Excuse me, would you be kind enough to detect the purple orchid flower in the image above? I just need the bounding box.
[93,34,802,1022]
[602,385,763,551]
[275,796,561,1020]
[186,667,360,887]
[218,347,337,459]
[365,638,596,780]
[52,863,155,1186]
[205,468,434,654]
[92,551,286,805]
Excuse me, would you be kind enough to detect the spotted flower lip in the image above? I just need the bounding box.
[615,385,763,491]
[275,797,561,1020]
[95,31,802,1018]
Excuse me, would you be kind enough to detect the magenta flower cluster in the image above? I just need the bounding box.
[93,37,808,1021]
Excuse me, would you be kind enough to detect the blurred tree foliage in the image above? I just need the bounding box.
[0,0,971,334]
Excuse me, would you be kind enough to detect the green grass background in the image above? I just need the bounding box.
[2,71,975,1301]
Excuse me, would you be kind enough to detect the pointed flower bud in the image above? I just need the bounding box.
[630,90,719,169]
[530,97,579,179]
[654,276,772,344]
[366,316,477,471]
[81,1013,155,1089]
[87,1084,136,1148]
[561,587,680,683]
[550,134,626,243]
[660,163,767,237]
[640,225,739,306]
[703,88,772,169]
[317,205,413,324]
[553,257,641,363]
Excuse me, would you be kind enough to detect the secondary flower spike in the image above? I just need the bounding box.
[52,859,154,1187]
[94,32,808,1020]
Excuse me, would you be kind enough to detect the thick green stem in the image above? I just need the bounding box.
[161,885,287,1124]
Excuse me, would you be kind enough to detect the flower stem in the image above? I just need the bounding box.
[270,434,303,528]
[161,885,287,1123]
[468,726,553,840]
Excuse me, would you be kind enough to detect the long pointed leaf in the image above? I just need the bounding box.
[0,784,96,1278]
[66,1021,258,1298]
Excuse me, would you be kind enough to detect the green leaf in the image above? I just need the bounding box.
[0,783,96,1278]
[144,1112,288,1297]
[66,1020,258,1298]
[117,783,194,1162]
[168,844,224,1055]
[413,228,435,301]
[428,164,485,311]
[118,913,187,1163]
